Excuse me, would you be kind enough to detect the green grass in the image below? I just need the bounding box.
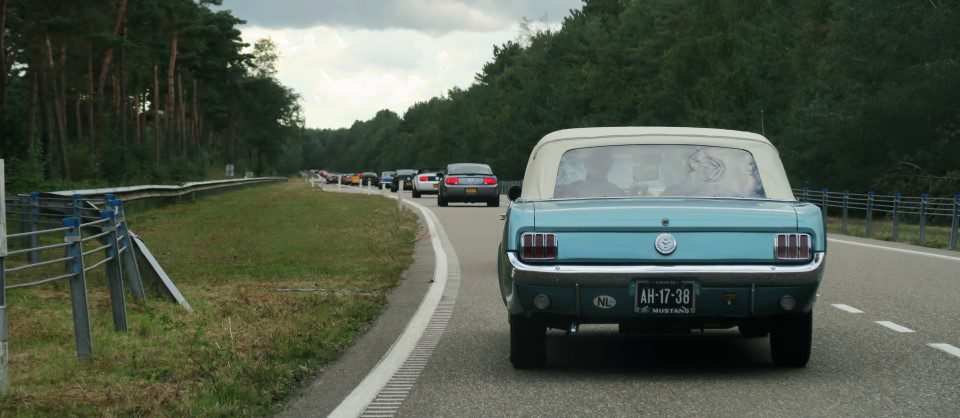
[1,180,418,415]
[827,215,958,251]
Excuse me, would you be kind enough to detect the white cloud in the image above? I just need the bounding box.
[233,1,582,128]
[222,0,581,33]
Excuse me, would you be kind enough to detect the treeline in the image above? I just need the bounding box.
[0,0,303,193]
[309,0,960,196]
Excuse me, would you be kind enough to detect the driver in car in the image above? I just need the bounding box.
[555,147,625,198]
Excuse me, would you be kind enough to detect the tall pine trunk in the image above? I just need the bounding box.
[26,68,37,151]
[133,93,140,144]
[58,45,67,142]
[153,63,160,165]
[45,37,70,179]
[38,65,54,179]
[86,44,95,149]
[191,79,198,149]
[0,0,7,131]
[119,24,128,162]
[75,94,82,143]
[165,31,178,155]
[177,74,185,154]
[94,0,128,153]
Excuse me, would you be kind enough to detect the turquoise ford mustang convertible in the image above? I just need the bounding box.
[498,127,825,369]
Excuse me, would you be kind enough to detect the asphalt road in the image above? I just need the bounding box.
[320,185,960,416]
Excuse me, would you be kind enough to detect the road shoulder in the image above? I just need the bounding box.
[278,214,435,417]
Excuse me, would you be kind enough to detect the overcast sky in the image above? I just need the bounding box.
[220,0,583,129]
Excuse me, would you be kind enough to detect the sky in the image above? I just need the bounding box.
[219,0,583,129]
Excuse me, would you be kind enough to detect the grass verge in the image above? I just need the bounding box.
[826,215,958,251]
[1,180,418,415]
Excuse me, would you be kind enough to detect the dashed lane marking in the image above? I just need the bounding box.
[928,343,960,359]
[874,321,915,333]
[832,303,864,314]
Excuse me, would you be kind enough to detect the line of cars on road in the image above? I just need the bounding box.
[317,163,501,207]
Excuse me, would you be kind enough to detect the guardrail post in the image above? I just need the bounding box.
[72,194,84,218]
[397,184,404,213]
[821,188,829,227]
[380,181,385,196]
[109,200,145,301]
[892,192,901,241]
[100,210,128,332]
[919,194,928,245]
[337,176,341,191]
[841,190,849,233]
[28,192,39,263]
[866,191,874,238]
[18,195,29,255]
[0,159,8,394]
[951,195,959,250]
[63,217,93,359]
[802,187,809,202]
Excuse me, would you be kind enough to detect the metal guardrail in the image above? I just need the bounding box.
[45,176,285,202]
[485,181,958,250]
[497,180,522,195]
[795,188,959,250]
[1,195,145,363]
[0,172,281,393]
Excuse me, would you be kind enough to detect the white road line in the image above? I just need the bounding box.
[832,303,864,314]
[828,238,960,263]
[874,321,915,333]
[928,343,960,359]
[329,186,459,417]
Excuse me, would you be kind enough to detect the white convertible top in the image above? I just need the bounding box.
[519,127,795,201]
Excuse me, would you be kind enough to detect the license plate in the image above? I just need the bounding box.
[634,280,695,315]
[465,188,477,194]
[433,183,439,188]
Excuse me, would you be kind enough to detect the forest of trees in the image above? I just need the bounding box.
[308,0,960,197]
[0,0,304,193]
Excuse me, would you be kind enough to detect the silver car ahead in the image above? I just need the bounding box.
[412,168,443,198]
[438,163,499,207]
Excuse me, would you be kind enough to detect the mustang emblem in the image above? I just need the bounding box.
[655,233,677,255]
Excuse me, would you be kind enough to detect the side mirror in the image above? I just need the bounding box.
[507,185,522,202]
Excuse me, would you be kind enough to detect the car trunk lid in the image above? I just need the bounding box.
[531,198,799,264]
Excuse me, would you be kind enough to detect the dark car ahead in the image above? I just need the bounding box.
[438,163,499,207]
[361,172,380,186]
[391,169,416,192]
[325,173,340,184]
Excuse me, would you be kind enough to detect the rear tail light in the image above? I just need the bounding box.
[445,177,458,185]
[520,233,557,260]
[483,177,497,185]
[775,233,811,260]
[419,176,428,181]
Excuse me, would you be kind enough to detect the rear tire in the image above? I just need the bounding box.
[412,189,421,198]
[437,194,448,207]
[487,197,500,207]
[770,310,812,367]
[509,314,546,369]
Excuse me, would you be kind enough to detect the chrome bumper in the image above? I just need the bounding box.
[505,251,825,287]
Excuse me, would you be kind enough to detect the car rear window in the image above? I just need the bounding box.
[396,169,416,176]
[447,163,492,175]
[553,145,766,199]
